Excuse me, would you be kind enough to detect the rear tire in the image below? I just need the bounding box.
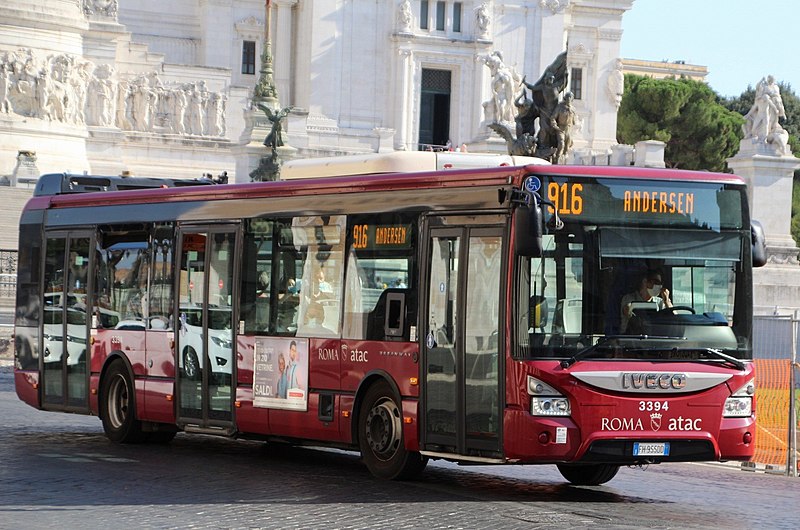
[358,381,427,480]
[556,463,620,485]
[100,360,147,443]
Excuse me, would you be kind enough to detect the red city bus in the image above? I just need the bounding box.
[13,159,765,485]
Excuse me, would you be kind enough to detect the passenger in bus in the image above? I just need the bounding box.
[301,301,335,337]
[257,271,270,298]
[314,268,332,297]
[276,277,299,332]
[620,269,672,333]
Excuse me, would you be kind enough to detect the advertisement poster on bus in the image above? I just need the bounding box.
[253,337,308,411]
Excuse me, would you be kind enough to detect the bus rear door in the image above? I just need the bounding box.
[41,231,93,412]
[421,216,505,459]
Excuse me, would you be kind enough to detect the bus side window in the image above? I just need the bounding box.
[94,225,151,329]
[343,213,416,341]
[241,218,274,335]
[149,223,174,330]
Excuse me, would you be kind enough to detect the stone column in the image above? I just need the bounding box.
[727,146,800,314]
[395,48,412,150]
[274,0,297,106]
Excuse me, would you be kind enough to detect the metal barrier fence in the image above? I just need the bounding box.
[0,249,16,298]
[752,315,799,476]
[0,249,16,305]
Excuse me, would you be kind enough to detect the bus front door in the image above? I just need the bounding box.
[422,221,504,458]
[41,232,92,412]
[176,226,239,434]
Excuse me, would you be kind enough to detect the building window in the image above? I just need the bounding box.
[453,2,462,32]
[570,67,583,100]
[420,1,429,30]
[436,1,445,30]
[242,40,256,75]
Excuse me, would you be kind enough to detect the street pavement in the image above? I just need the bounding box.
[0,356,798,529]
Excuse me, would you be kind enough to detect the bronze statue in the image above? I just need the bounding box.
[251,103,293,182]
[521,50,568,160]
[258,103,292,150]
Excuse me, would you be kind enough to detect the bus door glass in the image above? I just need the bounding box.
[42,232,91,411]
[176,226,239,430]
[422,221,504,456]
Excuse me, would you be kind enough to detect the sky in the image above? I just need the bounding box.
[620,0,800,97]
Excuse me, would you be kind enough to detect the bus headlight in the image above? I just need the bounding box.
[528,376,571,416]
[531,397,571,416]
[724,379,754,418]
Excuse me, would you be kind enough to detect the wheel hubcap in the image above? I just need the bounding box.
[365,398,401,460]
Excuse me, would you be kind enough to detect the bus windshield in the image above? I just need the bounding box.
[516,176,752,361]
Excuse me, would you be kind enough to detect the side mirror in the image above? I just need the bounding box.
[751,220,767,268]
[515,193,543,257]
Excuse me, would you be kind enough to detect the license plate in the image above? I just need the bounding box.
[633,442,670,456]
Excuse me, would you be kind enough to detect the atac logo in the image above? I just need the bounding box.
[650,412,662,431]
[601,413,702,432]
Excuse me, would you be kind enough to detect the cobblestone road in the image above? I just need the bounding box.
[0,363,798,529]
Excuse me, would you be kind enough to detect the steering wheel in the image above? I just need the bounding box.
[660,305,696,314]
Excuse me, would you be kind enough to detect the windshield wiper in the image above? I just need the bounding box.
[680,347,746,370]
[616,346,746,371]
[560,335,679,368]
[706,348,746,369]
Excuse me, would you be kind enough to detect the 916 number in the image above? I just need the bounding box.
[639,400,669,412]
[547,182,583,215]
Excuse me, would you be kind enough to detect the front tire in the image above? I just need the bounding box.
[100,360,147,443]
[556,463,620,485]
[183,347,200,380]
[358,381,427,480]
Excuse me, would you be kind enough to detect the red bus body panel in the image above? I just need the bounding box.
[504,359,755,462]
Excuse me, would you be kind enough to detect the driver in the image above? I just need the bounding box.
[620,269,672,333]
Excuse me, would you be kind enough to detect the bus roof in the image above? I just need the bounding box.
[280,151,550,179]
[26,163,747,213]
[537,164,746,185]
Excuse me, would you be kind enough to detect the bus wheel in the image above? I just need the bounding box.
[100,360,147,443]
[358,381,427,480]
[183,347,200,380]
[556,463,619,485]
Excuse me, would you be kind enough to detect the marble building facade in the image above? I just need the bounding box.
[0,0,632,183]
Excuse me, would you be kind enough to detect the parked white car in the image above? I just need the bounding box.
[177,305,233,382]
[42,307,87,366]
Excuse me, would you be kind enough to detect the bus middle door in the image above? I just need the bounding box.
[421,216,505,459]
[175,225,239,435]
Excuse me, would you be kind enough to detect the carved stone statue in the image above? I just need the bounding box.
[743,75,786,142]
[397,0,412,33]
[83,0,118,18]
[475,2,491,38]
[0,47,227,138]
[488,51,570,163]
[0,63,10,113]
[606,58,624,109]
[481,51,520,124]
